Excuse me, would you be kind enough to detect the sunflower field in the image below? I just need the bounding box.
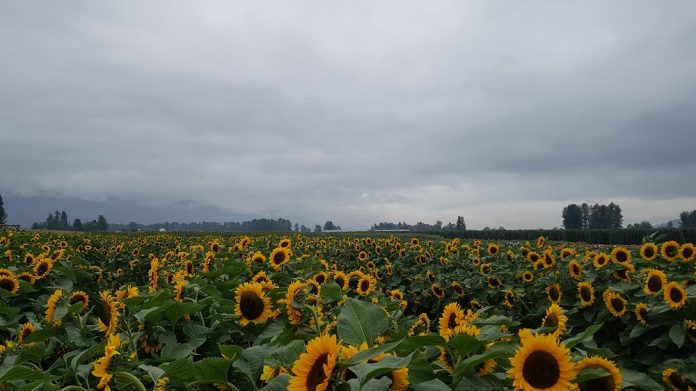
[0,228,695,391]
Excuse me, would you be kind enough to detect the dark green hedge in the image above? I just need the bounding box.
[434,229,696,245]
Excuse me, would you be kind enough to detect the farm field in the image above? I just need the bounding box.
[0,229,695,391]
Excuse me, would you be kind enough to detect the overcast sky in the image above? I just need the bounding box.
[2,1,696,229]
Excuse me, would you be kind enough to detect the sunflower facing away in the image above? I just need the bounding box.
[288,334,341,391]
[575,356,622,391]
[508,330,577,391]
[235,282,273,325]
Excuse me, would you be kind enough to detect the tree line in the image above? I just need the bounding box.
[562,202,623,230]
[31,210,108,231]
[371,216,467,231]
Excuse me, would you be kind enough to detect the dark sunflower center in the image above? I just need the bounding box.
[522,351,561,389]
[543,314,558,328]
[549,288,560,302]
[647,276,662,292]
[448,313,458,329]
[187,263,193,274]
[360,280,370,292]
[669,287,684,303]
[666,245,678,257]
[598,257,607,265]
[572,265,580,275]
[579,373,615,391]
[581,287,592,301]
[610,298,625,313]
[273,252,285,264]
[455,286,463,295]
[638,307,648,321]
[434,286,443,296]
[668,372,690,391]
[240,291,264,320]
[644,247,654,257]
[18,275,32,283]
[0,278,16,292]
[307,354,329,389]
[614,269,628,280]
[316,275,325,284]
[335,277,345,287]
[616,252,628,262]
[683,247,693,258]
[37,263,48,275]
[69,295,85,305]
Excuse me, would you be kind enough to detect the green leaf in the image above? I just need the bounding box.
[412,379,452,391]
[575,366,612,383]
[165,302,205,324]
[320,281,342,302]
[219,344,244,361]
[346,337,406,366]
[669,324,686,348]
[21,327,62,344]
[348,353,413,387]
[138,364,165,384]
[266,340,306,368]
[16,343,46,364]
[361,377,393,391]
[563,323,603,348]
[161,358,195,382]
[192,358,232,384]
[398,335,446,352]
[621,368,665,391]
[260,373,291,391]
[337,298,389,347]
[447,334,484,357]
[0,366,59,382]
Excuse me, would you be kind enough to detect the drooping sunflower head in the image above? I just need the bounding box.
[69,291,90,313]
[508,331,577,391]
[17,273,36,285]
[644,269,667,295]
[17,322,35,343]
[661,241,681,261]
[577,282,595,307]
[602,290,627,317]
[285,281,306,326]
[487,276,502,290]
[44,289,64,325]
[560,248,575,259]
[575,356,622,391]
[288,334,341,391]
[664,282,688,309]
[235,282,272,326]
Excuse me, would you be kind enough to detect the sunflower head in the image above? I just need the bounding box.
[576,356,622,391]
[661,241,681,261]
[508,331,577,391]
[269,247,291,270]
[34,259,53,279]
[644,269,666,295]
[680,243,695,262]
[611,247,631,264]
[69,291,90,313]
[431,284,445,299]
[640,242,658,261]
[664,282,688,309]
[547,284,562,303]
[662,368,693,391]
[235,282,272,326]
[602,290,627,317]
[541,303,568,337]
[0,276,19,294]
[288,334,341,391]
[635,303,649,326]
[577,282,595,307]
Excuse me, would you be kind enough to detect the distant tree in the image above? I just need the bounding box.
[434,221,443,231]
[580,203,590,229]
[323,221,335,231]
[0,194,6,224]
[680,210,696,228]
[667,221,674,228]
[46,213,56,229]
[60,211,69,228]
[294,223,299,232]
[455,216,466,231]
[608,202,623,229]
[97,215,108,231]
[562,204,583,229]
[627,221,652,229]
[128,222,138,232]
[300,225,310,233]
[73,218,83,230]
[314,225,322,233]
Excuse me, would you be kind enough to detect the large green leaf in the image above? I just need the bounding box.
[563,323,603,348]
[193,358,232,384]
[348,353,413,387]
[338,298,389,346]
[621,368,664,390]
[669,324,686,348]
[0,366,59,382]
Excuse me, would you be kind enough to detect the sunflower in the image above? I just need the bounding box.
[91,333,121,391]
[487,276,502,290]
[24,253,35,265]
[547,284,562,304]
[250,251,266,264]
[452,281,465,298]
[611,262,634,283]
[487,243,500,256]
[680,243,695,262]
[643,269,667,295]
[332,271,348,290]
[575,356,622,391]
[235,282,272,325]
[97,291,121,335]
[536,236,545,248]
[17,322,35,343]
[527,252,540,264]
[685,320,696,344]
[410,238,420,247]
[602,290,627,317]
[285,281,306,325]
[577,282,595,307]
[480,263,492,275]
[472,258,482,267]
[408,313,431,336]
[522,271,534,284]
[355,275,375,296]
[312,272,328,286]
[431,283,445,299]
[437,346,455,373]
[640,242,658,261]
[611,247,631,264]
[568,260,582,280]
[593,253,610,269]
[69,291,90,313]
[33,258,53,280]
[661,241,681,261]
[476,359,497,377]
[44,289,63,325]
[0,275,19,294]
[288,334,340,391]
[439,302,465,340]
[261,365,288,383]
[508,330,576,391]
[269,247,291,270]
[664,282,688,309]
[541,303,567,338]
[662,368,693,391]
[148,258,159,293]
[635,303,648,326]
[278,238,291,248]
[560,248,575,259]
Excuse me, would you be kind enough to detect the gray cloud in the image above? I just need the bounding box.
[2,1,696,229]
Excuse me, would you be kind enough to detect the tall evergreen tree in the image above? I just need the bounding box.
[60,211,69,228]
[0,194,6,224]
[96,215,108,231]
[562,204,583,229]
